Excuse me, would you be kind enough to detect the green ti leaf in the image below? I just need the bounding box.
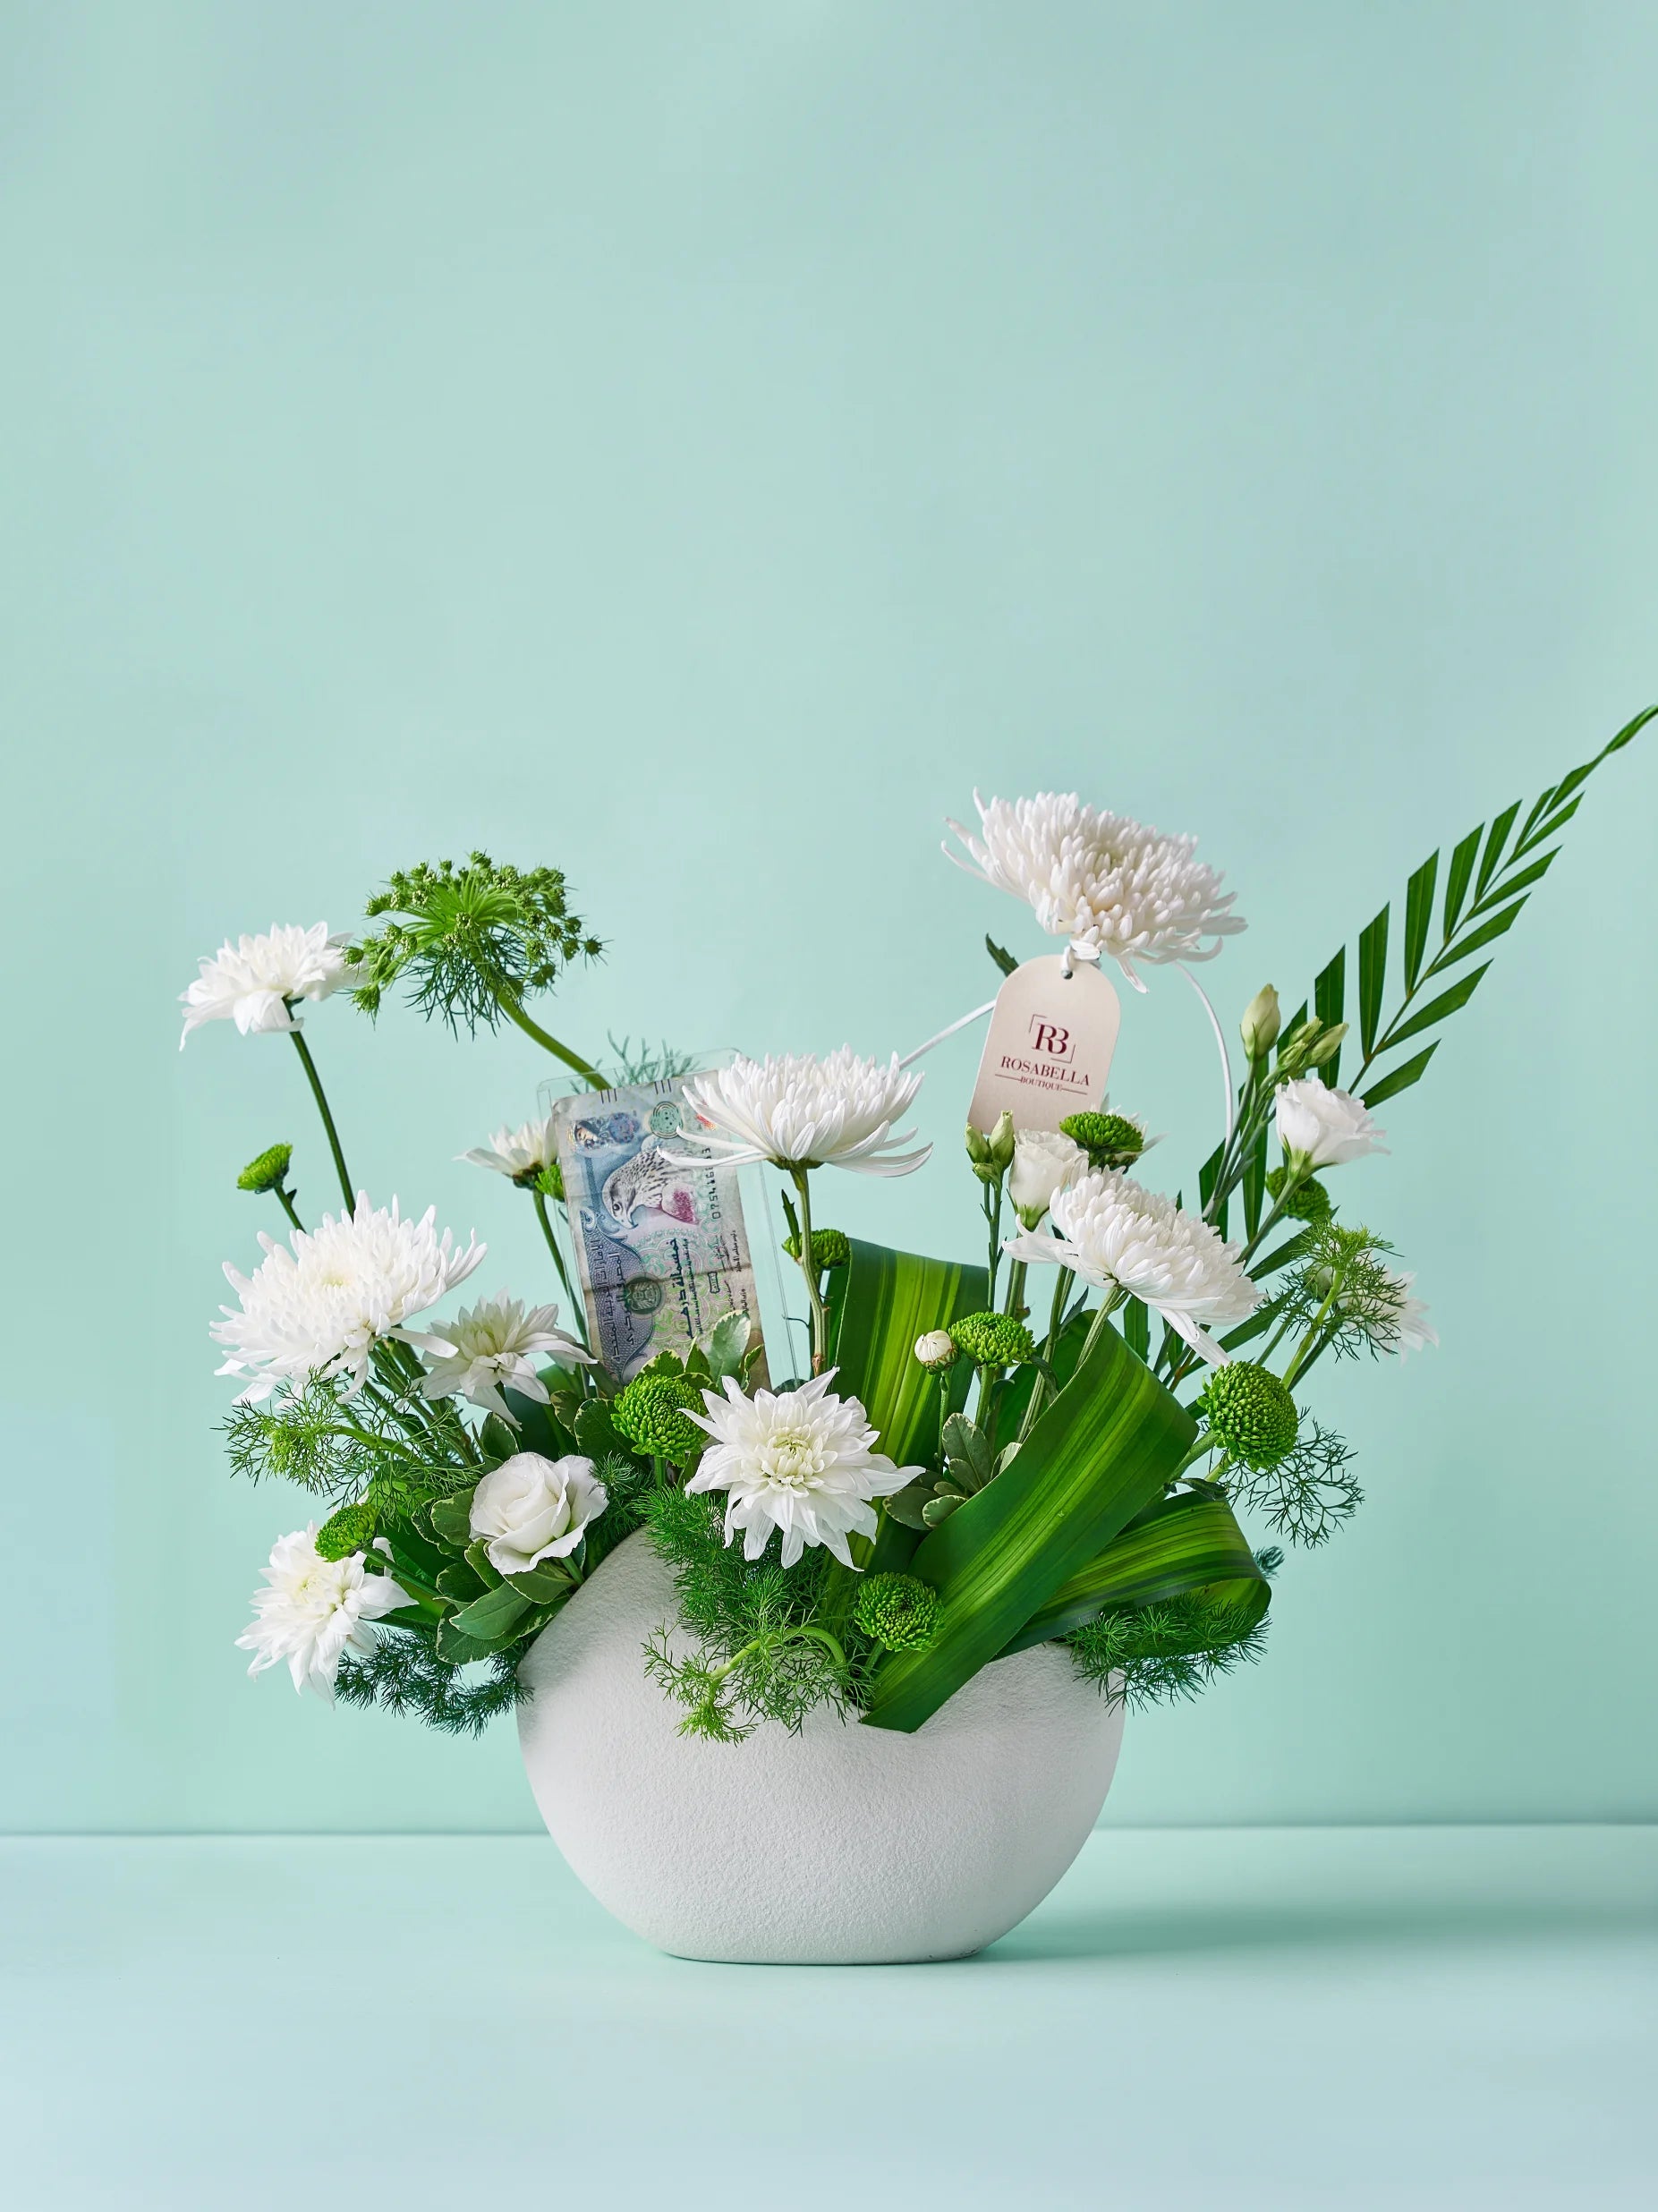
[999,1490,1271,1654]
[829,1239,988,1472]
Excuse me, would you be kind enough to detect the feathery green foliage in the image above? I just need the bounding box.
[334,1628,528,1735]
[1230,1420,1362,1546]
[1280,1223,1405,1365]
[1067,1593,1271,1710]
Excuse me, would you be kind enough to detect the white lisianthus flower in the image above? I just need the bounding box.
[400,1292,592,1421]
[212,1195,486,1404]
[236,1526,407,1700]
[461,1115,559,1183]
[1275,1077,1388,1171]
[179,923,350,1048]
[675,1050,931,1177]
[1004,1170,1260,1366]
[469,1451,608,1577]
[944,792,1245,983]
[914,1329,957,1370]
[1008,1127,1086,1225]
[686,1374,920,1569]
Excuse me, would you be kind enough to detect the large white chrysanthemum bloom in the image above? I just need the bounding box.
[1275,1077,1388,1171]
[461,1115,559,1183]
[945,792,1245,983]
[1004,1169,1260,1365]
[236,1526,407,1700]
[686,1373,920,1569]
[676,1050,931,1176]
[212,1195,486,1403]
[402,1292,591,1421]
[179,923,349,1048]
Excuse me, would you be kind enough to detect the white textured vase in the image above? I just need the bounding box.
[517,1530,1124,1964]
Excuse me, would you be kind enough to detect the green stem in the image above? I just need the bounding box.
[1016,1265,1076,1443]
[1076,1288,1125,1368]
[982,1177,1006,1304]
[1002,1256,1028,1322]
[274,1186,304,1234]
[287,1027,354,1209]
[790,1168,829,1374]
[496,992,608,1090]
[531,1186,586,1338]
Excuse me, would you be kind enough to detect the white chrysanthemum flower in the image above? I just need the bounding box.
[1368,1269,1437,1357]
[1004,1169,1260,1366]
[1008,1127,1086,1224]
[945,792,1245,983]
[401,1291,592,1420]
[686,1373,920,1569]
[676,1050,931,1177]
[461,1114,558,1183]
[1276,1077,1388,1170]
[236,1526,407,1700]
[179,923,349,1048]
[212,1195,486,1403]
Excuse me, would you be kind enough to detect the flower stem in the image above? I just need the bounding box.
[286,1027,355,1210]
[1076,1288,1125,1368]
[274,1186,304,1234]
[982,1178,1005,1303]
[495,992,608,1090]
[531,1186,587,1340]
[789,1168,829,1374]
[1016,1265,1075,1442]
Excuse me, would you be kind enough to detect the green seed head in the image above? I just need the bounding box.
[237,1143,293,1195]
[613,1373,707,1461]
[853,1572,941,1653]
[315,1501,378,1561]
[1194,1362,1300,1471]
[782,1225,852,1270]
[948,1310,1038,1368]
[1059,1110,1146,1169]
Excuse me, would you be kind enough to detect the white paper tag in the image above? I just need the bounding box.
[967,955,1120,1133]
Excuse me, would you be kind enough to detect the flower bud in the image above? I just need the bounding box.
[1239,985,1281,1061]
[914,1330,957,1370]
[1305,1021,1348,1068]
[237,1142,293,1195]
[964,1110,1017,1184]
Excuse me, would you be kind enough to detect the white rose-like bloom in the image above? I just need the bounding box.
[1008,1127,1086,1224]
[468,1451,608,1577]
[179,923,349,1048]
[944,792,1245,983]
[686,1373,921,1569]
[1275,1077,1389,1170]
[212,1194,486,1403]
[461,1115,558,1182]
[1004,1170,1260,1366]
[400,1292,593,1421]
[675,1050,931,1176]
[236,1526,408,1700]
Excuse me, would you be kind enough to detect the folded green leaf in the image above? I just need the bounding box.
[435,1561,487,1604]
[829,1239,989,1471]
[999,1491,1271,1653]
[1441,827,1483,940]
[426,1491,477,1547]
[1357,908,1389,1059]
[447,1582,531,1649]
[1361,1042,1438,1109]
[1377,962,1490,1051]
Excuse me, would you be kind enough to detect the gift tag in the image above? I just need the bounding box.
[967,955,1120,1133]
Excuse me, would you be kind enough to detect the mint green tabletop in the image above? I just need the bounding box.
[3,1826,1652,2210]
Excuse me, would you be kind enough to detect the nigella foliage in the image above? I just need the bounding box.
[1279,1223,1405,1364]
[334,1629,528,1736]
[1067,1593,1271,1711]
[220,1371,477,1523]
[1229,1420,1363,1547]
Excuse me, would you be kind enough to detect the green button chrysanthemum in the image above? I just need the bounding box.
[948,1310,1038,1367]
[782,1226,852,1270]
[1059,1110,1146,1168]
[1194,1361,1299,1471]
[315,1501,378,1561]
[613,1373,707,1461]
[237,1143,294,1195]
[852,1572,941,1653]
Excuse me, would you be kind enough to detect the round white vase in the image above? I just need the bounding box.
[517,1529,1125,1964]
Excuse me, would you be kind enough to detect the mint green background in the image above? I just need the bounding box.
[4,3,1654,1833]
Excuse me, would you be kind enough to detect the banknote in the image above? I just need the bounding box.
[548,1076,768,1387]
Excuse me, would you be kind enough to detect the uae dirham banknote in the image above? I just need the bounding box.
[548,1076,768,1386]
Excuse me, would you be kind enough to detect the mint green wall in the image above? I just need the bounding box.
[4,4,1654,1832]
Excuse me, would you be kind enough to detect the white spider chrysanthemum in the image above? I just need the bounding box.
[179,923,350,1048]
[212,1195,486,1403]
[461,1115,558,1183]
[675,1050,931,1176]
[401,1291,592,1420]
[1004,1169,1260,1365]
[236,1526,408,1700]
[686,1373,920,1568]
[945,792,1245,983]
[1367,1269,1437,1358]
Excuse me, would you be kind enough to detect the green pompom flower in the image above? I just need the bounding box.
[1265,1167,1333,1222]
[613,1373,707,1461]
[852,1572,941,1653]
[237,1143,293,1195]
[1059,1110,1146,1168]
[948,1310,1038,1367]
[315,1501,378,1561]
[782,1225,852,1271]
[1194,1362,1299,1471]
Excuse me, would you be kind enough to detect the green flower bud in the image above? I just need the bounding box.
[852,1572,941,1653]
[612,1373,707,1461]
[1194,1362,1299,1472]
[1305,1020,1348,1068]
[1059,1110,1146,1170]
[948,1310,1038,1368]
[1264,1166,1333,1222]
[964,1111,1016,1183]
[1239,984,1281,1060]
[782,1225,852,1270]
[237,1143,294,1195]
[315,1501,378,1561]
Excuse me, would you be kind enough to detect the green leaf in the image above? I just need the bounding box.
[1441,827,1483,940]
[1123,1296,1150,1361]
[701,1310,752,1382]
[1356,906,1389,1057]
[1427,898,1524,970]
[1475,800,1522,898]
[940,1413,994,1494]
[463,1538,504,1589]
[829,1239,989,1470]
[921,1494,963,1528]
[501,1561,575,1605]
[426,1491,477,1547]
[435,1617,504,1666]
[885,1485,936,1532]
[1313,949,1345,1086]
[499,1388,574,1460]
[1361,1042,1438,1109]
[447,1583,531,1649]
[1403,853,1438,989]
[862,1327,1195,1734]
[573,1399,635,1466]
[1467,847,1558,915]
[1513,796,1579,859]
[999,1491,1271,1653]
[1381,962,1491,1051]
[1241,1122,1268,1242]
[986,935,1019,978]
[435,1561,487,1603]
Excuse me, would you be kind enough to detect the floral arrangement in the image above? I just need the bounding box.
[188,712,1649,1743]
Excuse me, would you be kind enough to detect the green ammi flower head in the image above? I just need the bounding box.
[782,1225,852,1270]
[948,1310,1038,1367]
[315,1501,379,1562]
[852,1572,941,1653]
[613,1373,706,1461]
[237,1143,293,1195]
[1194,1361,1299,1471]
[1059,1110,1146,1170]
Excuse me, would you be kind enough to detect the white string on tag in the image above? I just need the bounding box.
[1178,963,1237,1148]
[897,997,999,1069]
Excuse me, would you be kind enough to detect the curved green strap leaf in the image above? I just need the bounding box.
[999,1490,1270,1655]
[862,1326,1195,1734]
[828,1238,988,1471]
